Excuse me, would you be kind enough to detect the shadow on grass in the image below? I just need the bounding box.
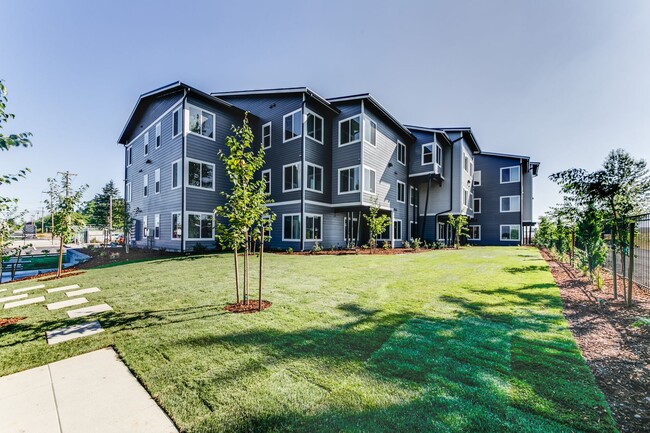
[503,265,549,274]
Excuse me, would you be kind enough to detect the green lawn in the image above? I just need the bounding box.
[0,247,616,433]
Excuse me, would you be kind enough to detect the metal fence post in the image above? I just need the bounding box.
[627,222,635,307]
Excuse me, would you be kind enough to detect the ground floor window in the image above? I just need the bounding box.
[305,214,322,240]
[393,220,402,240]
[143,216,149,239]
[188,213,213,239]
[437,222,446,241]
[500,224,520,241]
[468,225,481,240]
[283,214,301,241]
[154,214,160,239]
[171,212,182,239]
[343,216,358,243]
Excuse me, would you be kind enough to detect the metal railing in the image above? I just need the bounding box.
[604,213,650,293]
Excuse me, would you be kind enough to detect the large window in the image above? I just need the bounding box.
[283,109,302,142]
[363,167,376,194]
[283,162,301,192]
[154,214,160,239]
[501,166,520,183]
[125,182,131,203]
[397,141,406,165]
[172,108,182,138]
[306,163,323,192]
[364,117,377,146]
[171,212,181,240]
[500,195,520,213]
[422,143,433,165]
[144,132,149,156]
[154,168,160,194]
[262,169,271,194]
[473,198,481,214]
[283,214,301,241]
[339,166,360,194]
[397,181,406,203]
[305,215,322,240]
[262,122,272,149]
[500,225,520,241]
[127,147,132,166]
[143,174,148,197]
[306,112,323,143]
[473,170,482,186]
[339,115,360,146]
[468,225,481,240]
[171,160,180,189]
[188,105,215,139]
[155,122,161,148]
[188,161,214,190]
[188,213,214,239]
[394,219,402,241]
[463,152,470,173]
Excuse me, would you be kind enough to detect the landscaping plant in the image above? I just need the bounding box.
[364,197,391,254]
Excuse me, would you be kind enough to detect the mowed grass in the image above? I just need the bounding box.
[0,247,616,432]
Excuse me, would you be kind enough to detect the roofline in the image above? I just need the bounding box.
[212,87,339,114]
[404,125,453,146]
[437,127,481,154]
[478,151,532,160]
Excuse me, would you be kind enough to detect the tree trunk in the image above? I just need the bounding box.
[57,236,64,278]
[11,250,22,281]
[259,226,264,312]
[233,246,240,304]
[244,232,249,304]
[627,222,635,307]
[611,224,617,299]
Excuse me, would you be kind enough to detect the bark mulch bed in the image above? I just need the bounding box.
[540,248,650,433]
[224,300,272,313]
[0,317,26,328]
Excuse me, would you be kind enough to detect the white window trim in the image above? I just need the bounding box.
[396,180,406,203]
[338,165,361,195]
[393,219,403,241]
[282,213,301,241]
[154,168,161,195]
[282,162,301,192]
[125,182,131,203]
[397,141,406,166]
[500,195,521,213]
[463,187,470,208]
[500,166,521,184]
[262,168,271,194]
[377,221,392,241]
[283,109,302,143]
[155,122,161,149]
[338,115,361,147]
[144,131,149,156]
[305,162,324,193]
[473,197,481,214]
[363,116,377,146]
[474,170,482,186]
[171,212,181,241]
[172,108,182,139]
[363,166,377,194]
[500,224,521,242]
[143,174,148,197]
[154,214,160,239]
[187,104,216,141]
[463,151,470,173]
[304,213,323,241]
[421,142,434,165]
[126,146,132,167]
[171,159,181,190]
[437,222,446,241]
[186,158,216,191]
[305,110,324,144]
[262,121,272,149]
[435,143,443,173]
[186,212,215,240]
[468,225,481,241]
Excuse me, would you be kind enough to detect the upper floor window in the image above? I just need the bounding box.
[262,122,272,149]
[397,141,406,165]
[283,162,301,192]
[306,112,323,143]
[188,105,215,139]
[283,109,302,142]
[125,182,132,203]
[435,144,442,169]
[262,169,271,194]
[339,166,360,194]
[463,188,470,207]
[171,160,180,190]
[127,147,132,166]
[463,152,470,173]
[339,115,360,146]
[188,160,214,190]
[363,167,376,194]
[155,122,161,148]
[143,174,148,197]
[473,170,482,186]
[422,143,439,166]
[410,186,419,206]
[500,195,521,213]
[363,117,377,146]
[172,108,182,138]
[501,166,520,183]
[473,198,481,213]
[144,132,149,156]
[306,163,323,193]
[154,168,160,194]
[397,181,406,203]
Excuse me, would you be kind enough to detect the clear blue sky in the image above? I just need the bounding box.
[3,0,649,221]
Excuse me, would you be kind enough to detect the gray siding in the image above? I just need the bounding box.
[124,92,184,144]
[330,102,362,205]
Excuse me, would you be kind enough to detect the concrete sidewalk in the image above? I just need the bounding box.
[0,348,178,433]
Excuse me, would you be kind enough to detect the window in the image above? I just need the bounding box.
[154,214,160,239]
[143,174,148,197]
[154,168,160,194]
[364,117,376,145]
[188,105,215,139]
[501,166,520,183]
[262,122,272,149]
[500,195,521,213]
[306,163,323,192]
[305,215,322,240]
[283,162,301,192]
[410,186,419,206]
[463,188,469,207]
[422,143,433,164]
[397,181,406,203]
[143,216,149,238]
[306,112,323,143]
[394,220,402,240]
[363,167,376,194]
[127,147,132,166]
[262,169,271,194]
[473,170,482,186]
[338,166,360,194]
[378,223,391,240]
[283,214,301,241]
[125,182,131,203]
[188,213,214,239]
[463,152,470,173]
[469,161,474,175]
[339,115,360,146]
[171,212,181,240]
[437,222,446,241]
[155,122,161,148]
[468,225,481,240]
[500,225,520,241]
[435,144,443,171]
[188,160,214,190]
[397,141,406,165]
[172,108,182,138]
[171,160,180,189]
[343,216,359,241]
[283,109,302,142]
[473,198,481,214]
[144,132,149,156]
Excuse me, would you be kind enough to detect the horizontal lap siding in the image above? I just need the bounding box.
[124,92,184,144]
[331,102,362,205]
[267,202,302,250]
[412,130,452,217]
[305,99,333,203]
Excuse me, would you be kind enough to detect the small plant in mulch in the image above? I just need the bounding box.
[0,317,25,327]
[631,317,650,327]
[224,300,272,314]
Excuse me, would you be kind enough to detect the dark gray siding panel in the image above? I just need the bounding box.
[330,102,362,205]
[124,92,184,144]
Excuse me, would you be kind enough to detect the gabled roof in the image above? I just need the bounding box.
[403,125,453,146]
[327,93,416,142]
[478,151,532,160]
[118,81,245,145]
[212,87,339,115]
[436,127,481,154]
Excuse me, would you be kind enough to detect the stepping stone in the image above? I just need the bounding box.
[5,296,45,309]
[46,284,80,294]
[46,297,88,311]
[0,293,28,303]
[66,287,100,297]
[46,321,103,345]
[66,303,113,318]
[13,284,46,294]
[0,288,6,293]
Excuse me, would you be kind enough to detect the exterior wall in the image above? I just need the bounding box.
[522,167,534,222]
[448,132,476,216]
[330,101,362,206]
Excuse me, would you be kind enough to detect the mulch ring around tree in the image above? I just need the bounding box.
[224,300,272,314]
[539,248,650,433]
[0,317,26,328]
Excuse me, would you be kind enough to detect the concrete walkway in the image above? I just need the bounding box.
[0,348,178,433]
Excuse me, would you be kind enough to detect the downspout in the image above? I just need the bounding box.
[300,95,306,251]
[433,133,459,242]
[359,100,366,245]
[520,158,524,245]
[181,90,187,253]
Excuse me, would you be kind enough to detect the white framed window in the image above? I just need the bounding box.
[283,162,301,192]
[501,166,520,184]
[410,186,418,206]
[463,152,470,173]
[143,174,148,197]
[500,195,521,213]
[262,122,272,149]
[435,144,443,172]
[363,117,377,146]
[188,104,215,139]
[378,222,391,240]
[305,214,322,240]
[473,198,481,214]
[125,182,131,203]
[463,188,469,207]
[339,115,361,146]
[283,109,302,142]
[306,111,323,143]
[154,168,160,194]
[396,181,406,203]
[469,161,474,175]
[155,122,161,148]
[172,107,182,138]
[343,215,358,239]
[473,170,482,186]
[262,169,271,194]
[363,167,376,194]
[171,212,181,240]
[397,141,406,165]
[394,219,402,241]
[500,224,520,241]
[187,213,214,240]
[306,163,323,193]
[144,132,149,156]
[187,160,215,190]
[422,143,433,165]
[154,214,160,239]
[283,214,301,241]
[143,216,149,239]
[126,147,132,167]
[437,222,446,241]
[468,225,481,240]
[171,159,180,190]
[338,165,360,194]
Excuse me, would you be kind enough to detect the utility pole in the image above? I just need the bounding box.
[56,171,77,277]
[109,194,113,242]
[40,206,45,234]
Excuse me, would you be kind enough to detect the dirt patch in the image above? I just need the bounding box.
[224,300,272,313]
[0,317,26,327]
[540,248,650,433]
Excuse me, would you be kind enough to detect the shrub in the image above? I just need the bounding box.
[382,240,390,250]
[287,247,293,254]
[434,241,445,249]
[410,238,422,249]
[402,240,411,249]
[361,244,370,250]
[311,241,322,253]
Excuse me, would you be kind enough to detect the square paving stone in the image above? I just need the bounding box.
[46,284,80,293]
[13,284,46,294]
[46,297,88,311]
[66,287,101,297]
[67,303,113,318]
[0,288,7,293]
[0,293,28,303]
[46,320,104,345]
[5,296,46,309]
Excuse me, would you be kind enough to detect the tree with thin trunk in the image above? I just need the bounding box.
[447,213,469,249]
[364,197,391,254]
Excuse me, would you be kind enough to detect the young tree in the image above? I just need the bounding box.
[82,181,125,236]
[364,197,391,254]
[122,203,141,254]
[576,203,607,282]
[447,213,469,249]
